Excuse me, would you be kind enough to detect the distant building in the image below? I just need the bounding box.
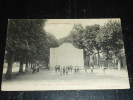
[50,43,84,68]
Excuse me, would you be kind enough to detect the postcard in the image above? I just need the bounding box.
[1,19,130,91]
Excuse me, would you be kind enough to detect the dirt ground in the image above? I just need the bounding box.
[1,67,130,91]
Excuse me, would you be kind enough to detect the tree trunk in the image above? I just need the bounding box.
[19,59,24,73]
[83,50,87,72]
[46,62,49,70]
[114,57,116,67]
[118,58,122,70]
[106,50,109,68]
[25,59,28,72]
[97,50,100,68]
[118,59,121,70]
[31,63,33,69]
[5,52,15,79]
[86,56,89,68]
[28,62,31,68]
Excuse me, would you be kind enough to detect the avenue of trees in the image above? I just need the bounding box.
[58,20,126,70]
[4,19,126,79]
[5,19,59,79]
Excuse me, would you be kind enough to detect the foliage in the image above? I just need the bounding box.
[58,20,124,68]
[83,24,101,55]
[100,20,124,58]
[5,19,59,78]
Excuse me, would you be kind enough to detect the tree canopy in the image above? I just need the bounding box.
[58,20,125,68]
[5,19,59,79]
[5,19,125,79]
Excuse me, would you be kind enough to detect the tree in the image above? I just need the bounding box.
[58,37,70,45]
[58,24,101,68]
[56,20,124,70]
[41,32,59,69]
[17,19,47,73]
[5,19,29,78]
[100,20,124,69]
[5,19,47,79]
[69,24,84,49]
[83,24,101,68]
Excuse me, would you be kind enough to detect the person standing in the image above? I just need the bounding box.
[60,67,63,75]
[32,64,37,74]
[63,67,66,75]
[77,66,80,74]
[91,66,93,73]
[58,65,60,72]
[74,66,77,74]
[37,64,39,73]
[55,65,57,72]
[66,67,68,75]
[90,54,94,73]
[70,65,73,72]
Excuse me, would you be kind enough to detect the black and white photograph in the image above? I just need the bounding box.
[1,19,130,91]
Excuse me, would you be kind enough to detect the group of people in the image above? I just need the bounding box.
[32,64,40,74]
[55,65,81,75]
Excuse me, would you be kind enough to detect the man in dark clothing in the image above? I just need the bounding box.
[60,68,63,75]
[55,65,57,72]
[63,67,66,75]
[58,65,60,72]
[66,67,68,75]
[32,64,37,74]
[74,66,77,74]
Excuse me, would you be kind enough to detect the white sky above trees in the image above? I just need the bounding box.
[44,19,120,39]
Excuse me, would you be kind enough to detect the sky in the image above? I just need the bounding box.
[44,19,120,39]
